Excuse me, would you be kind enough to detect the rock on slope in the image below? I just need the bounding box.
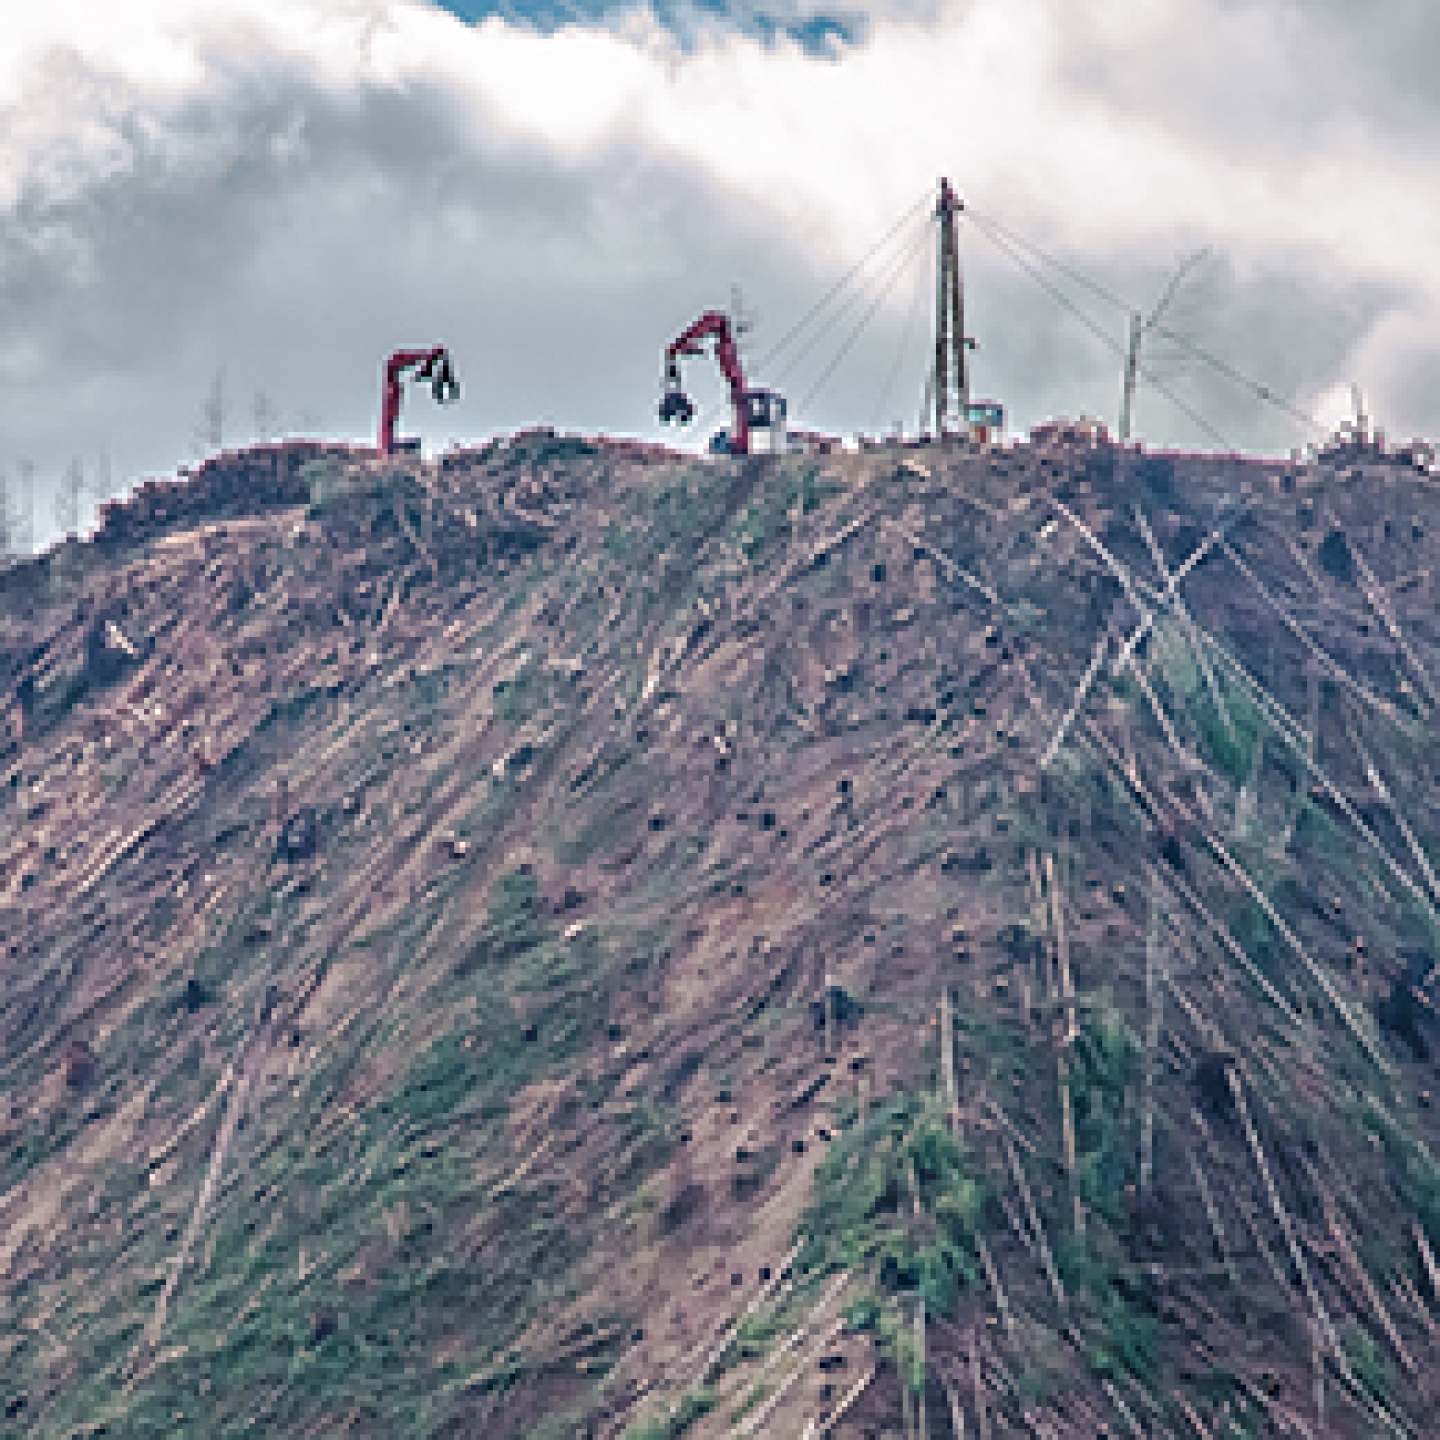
[1,431,1439,1437]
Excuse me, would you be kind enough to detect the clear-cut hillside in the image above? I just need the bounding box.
[1,430,1438,1438]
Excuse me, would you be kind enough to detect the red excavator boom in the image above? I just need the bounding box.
[378,346,459,456]
[659,310,751,455]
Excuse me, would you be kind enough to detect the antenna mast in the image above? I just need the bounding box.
[1118,246,1209,443]
[1351,382,1368,440]
[933,177,974,435]
[1119,312,1143,444]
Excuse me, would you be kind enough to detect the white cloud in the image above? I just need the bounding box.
[1,0,1436,549]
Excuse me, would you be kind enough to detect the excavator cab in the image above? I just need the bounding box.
[658,360,696,426]
[743,388,787,455]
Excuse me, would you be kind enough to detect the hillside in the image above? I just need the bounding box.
[2,429,1439,1438]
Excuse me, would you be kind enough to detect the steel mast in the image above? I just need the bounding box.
[933,177,974,436]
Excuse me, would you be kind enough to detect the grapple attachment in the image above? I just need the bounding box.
[428,351,460,404]
[659,358,694,425]
[659,389,695,425]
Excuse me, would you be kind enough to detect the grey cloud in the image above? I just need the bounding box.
[1,35,823,543]
[1054,0,1440,162]
[968,238,1406,449]
[0,0,1436,554]
[1387,348,1440,437]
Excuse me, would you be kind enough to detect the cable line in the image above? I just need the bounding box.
[964,207,1282,582]
[797,224,933,419]
[963,202,1323,436]
[1145,247,1210,331]
[871,223,930,433]
[963,203,1137,317]
[772,211,931,393]
[964,212,1234,450]
[1147,323,1325,433]
[961,193,1292,595]
[756,190,934,376]
[652,191,932,449]
[659,211,924,447]
[964,210,1123,356]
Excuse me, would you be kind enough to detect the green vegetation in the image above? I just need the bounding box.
[622,1386,717,1439]
[481,865,546,960]
[1357,1096,1440,1250]
[23,857,663,1438]
[1061,1237,1160,1382]
[951,999,1032,1102]
[1342,1321,1393,1404]
[607,465,730,565]
[731,1307,785,1361]
[1149,616,1266,787]
[515,434,599,467]
[18,434,1440,1438]
[1193,683,1265,789]
[300,455,348,507]
[731,464,838,563]
[1071,1002,1142,1223]
[801,1095,982,1313]
[492,657,546,726]
[649,464,731,544]
[1057,1005,1160,1381]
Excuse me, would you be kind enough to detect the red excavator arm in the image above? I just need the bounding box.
[378,346,459,456]
[659,311,750,455]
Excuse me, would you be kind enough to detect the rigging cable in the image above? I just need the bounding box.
[961,206,1296,629]
[961,202,1324,436]
[797,223,934,420]
[756,190,934,377]
[770,211,932,395]
[669,194,933,445]
[962,204,1138,317]
[871,218,931,434]
[1148,322,1325,434]
[963,210,1235,450]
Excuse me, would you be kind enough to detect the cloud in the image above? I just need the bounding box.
[0,0,1436,549]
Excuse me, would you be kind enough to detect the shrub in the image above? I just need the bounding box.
[623,1386,716,1439]
[801,1095,982,1314]
[1071,1002,1142,1222]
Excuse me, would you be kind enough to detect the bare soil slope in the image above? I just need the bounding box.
[2,431,1439,1438]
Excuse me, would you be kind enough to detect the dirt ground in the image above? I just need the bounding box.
[2,430,1438,1437]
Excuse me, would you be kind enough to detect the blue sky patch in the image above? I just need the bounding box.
[428,0,863,54]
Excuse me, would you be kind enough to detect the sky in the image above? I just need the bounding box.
[1,0,1438,550]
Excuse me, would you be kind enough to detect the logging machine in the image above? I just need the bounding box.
[378,346,459,457]
[658,310,788,457]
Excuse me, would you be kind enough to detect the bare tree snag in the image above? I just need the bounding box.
[940,987,959,1133]
[971,1329,989,1440]
[997,1125,1067,1311]
[1141,877,1163,1199]
[1185,1146,1241,1291]
[916,1294,929,1440]
[974,1233,1014,1336]
[1225,1068,1348,1383]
